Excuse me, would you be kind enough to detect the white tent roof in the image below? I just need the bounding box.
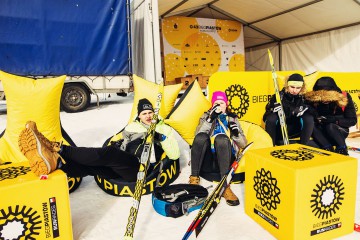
[158,0,360,49]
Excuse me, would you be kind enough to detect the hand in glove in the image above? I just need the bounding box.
[272,102,282,113]
[206,104,221,123]
[229,122,239,137]
[154,131,166,142]
[292,105,309,117]
[317,116,337,124]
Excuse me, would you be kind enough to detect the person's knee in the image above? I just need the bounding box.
[214,134,231,148]
[325,123,338,132]
[194,132,209,141]
[265,113,278,127]
[301,113,314,125]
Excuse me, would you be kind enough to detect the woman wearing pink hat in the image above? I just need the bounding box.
[188,91,247,206]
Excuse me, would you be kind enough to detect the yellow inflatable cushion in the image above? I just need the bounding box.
[129,75,182,121]
[165,80,211,145]
[0,71,71,163]
[234,120,273,179]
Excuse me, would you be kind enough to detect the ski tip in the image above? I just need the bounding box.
[267,49,274,64]
[242,142,254,152]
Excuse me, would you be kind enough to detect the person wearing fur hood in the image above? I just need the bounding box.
[305,76,357,155]
[263,73,314,146]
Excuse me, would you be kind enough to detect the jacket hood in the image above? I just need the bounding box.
[313,76,342,92]
[305,90,348,107]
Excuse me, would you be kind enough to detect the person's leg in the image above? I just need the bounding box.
[325,124,349,155]
[264,113,279,146]
[299,113,314,145]
[60,145,140,181]
[213,134,232,176]
[213,134,239,206]
[190,132,211,184]
[312,124,333,151]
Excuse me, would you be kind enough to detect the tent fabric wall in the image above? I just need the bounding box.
[245,24,360,73]
[282,24,360,73]
[131,0,162,83]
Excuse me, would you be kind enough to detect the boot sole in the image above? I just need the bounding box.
[226,200,240,206]
[19,128,51,176]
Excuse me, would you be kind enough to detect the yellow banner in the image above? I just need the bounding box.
[208,71,304,126]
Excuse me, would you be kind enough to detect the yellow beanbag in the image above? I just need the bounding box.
[129,75,182,121]
[0,71,72,163]
[233,120,273,181]
[165,80,211,145]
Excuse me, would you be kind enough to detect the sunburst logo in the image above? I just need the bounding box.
[225,84,250,118]
[0,166,31,181]
[310,175,345,219]
[253,168,281,210]
[270,149,314,161]
[0,205,42,240]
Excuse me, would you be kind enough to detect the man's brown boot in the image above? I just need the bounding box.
[18,123,60,176]
[25,121,62,152]
[189,176,200,185]
[222,185,240,206]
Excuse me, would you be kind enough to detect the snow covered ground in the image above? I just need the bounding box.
[0,94,359,240]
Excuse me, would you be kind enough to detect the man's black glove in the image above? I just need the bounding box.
[206,104,221,123]
[317,116,337,124]
[154,132,166,142]
[229,122,239,137]
[272,102,282,113]
[292,105,309,117]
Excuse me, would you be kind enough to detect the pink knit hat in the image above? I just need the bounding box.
[211,91,228,106]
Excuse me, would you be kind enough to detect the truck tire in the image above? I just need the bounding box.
[61,84,90,113]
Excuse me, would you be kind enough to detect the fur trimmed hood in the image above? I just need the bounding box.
[305,90,348,107]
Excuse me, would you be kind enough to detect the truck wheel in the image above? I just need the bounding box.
[61,84,90,113]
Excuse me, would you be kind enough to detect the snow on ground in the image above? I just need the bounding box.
[0,94,359,240]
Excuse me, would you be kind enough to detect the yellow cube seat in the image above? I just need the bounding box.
[245,144,357,240]
[0,162,73,239]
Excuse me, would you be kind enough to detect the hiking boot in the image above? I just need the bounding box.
[25,121,62,152]
[222,185,239,206]
[18,124,60,176]
[335,147,349,156]
[189,176,200,185]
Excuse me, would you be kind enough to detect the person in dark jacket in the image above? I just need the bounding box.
[18,99,180,180]
[263,73,314,146]
[189,91,247,206]
[305,76,357,155]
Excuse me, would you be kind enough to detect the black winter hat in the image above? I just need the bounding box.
[137,98,153,115]
[288,73,304,82]
[313,76,341,92]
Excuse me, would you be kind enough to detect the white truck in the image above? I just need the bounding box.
[0,0,134,112]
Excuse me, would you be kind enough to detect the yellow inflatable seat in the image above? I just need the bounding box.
[0,71,81,192]
[94,131,180,197]
[129,75,182,121]
[165,80,211,145]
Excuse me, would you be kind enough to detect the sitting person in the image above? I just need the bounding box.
[263,73,314,146]
[188,91,247,206]
[18,98,180,181]
[305,77,357,155]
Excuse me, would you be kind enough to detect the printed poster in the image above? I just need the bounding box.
[162,16,245,82]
